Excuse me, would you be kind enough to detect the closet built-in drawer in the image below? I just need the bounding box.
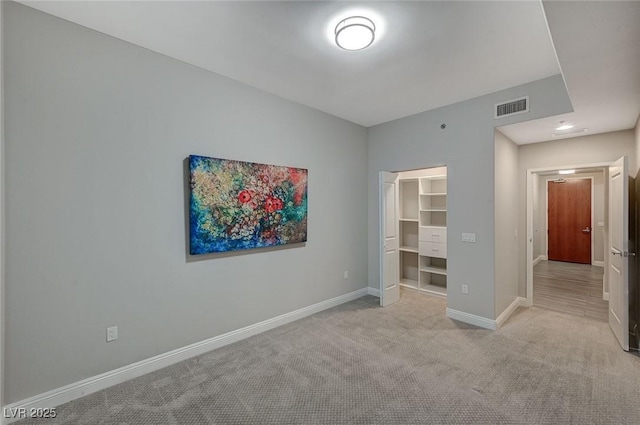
[419,241,447,259]
[419,226,447,243]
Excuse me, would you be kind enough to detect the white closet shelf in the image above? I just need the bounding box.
[399,218,419,222]
[420,192,447,196]
[420,209,447,212]
[400,279,418,288]
[399,246,418,253]
[421,284,447,296]
[420,266,447,275]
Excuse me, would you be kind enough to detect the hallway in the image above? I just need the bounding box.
[533,260,608,322]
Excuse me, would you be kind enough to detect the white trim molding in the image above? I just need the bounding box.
[447,297,527,331]
[496,297,527,328]
[533,255,547,266]
[603,291,610,301]
[593,260,605,267]
[1,288,370,424]
[446,308,497,330]
[367,287,381,297]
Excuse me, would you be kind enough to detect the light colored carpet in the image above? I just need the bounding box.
[17,291,640,424]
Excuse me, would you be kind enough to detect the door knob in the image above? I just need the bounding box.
[581,227,591,234]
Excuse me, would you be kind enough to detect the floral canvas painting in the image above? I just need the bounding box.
[189,155,308,254]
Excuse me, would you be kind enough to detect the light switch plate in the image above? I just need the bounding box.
[597,222,605,227]
[462,233,476,243]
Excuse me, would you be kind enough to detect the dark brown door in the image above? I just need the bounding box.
[548,178,591,264]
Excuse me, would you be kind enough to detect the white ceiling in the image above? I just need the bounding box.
[19,1,640,143]
[499,0,640,144]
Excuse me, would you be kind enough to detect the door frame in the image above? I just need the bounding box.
[544,176,595,266]
[526,162,612,306]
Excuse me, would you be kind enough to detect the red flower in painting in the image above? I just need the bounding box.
[264,196,283,213]
[289,168,306,206]
[238,190,252,204]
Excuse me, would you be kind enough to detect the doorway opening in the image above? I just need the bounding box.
[527,165,609,321]
[380,165,448,307]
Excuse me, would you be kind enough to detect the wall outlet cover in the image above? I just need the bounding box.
[106,326,118,342]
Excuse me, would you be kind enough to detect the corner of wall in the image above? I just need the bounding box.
[493,130,519,319]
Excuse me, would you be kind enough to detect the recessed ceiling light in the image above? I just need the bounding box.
[552,128,588,137]
[559,169,576,175]
[335,16,375,51]
[555,121,574,131]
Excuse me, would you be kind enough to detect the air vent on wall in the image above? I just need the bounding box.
[494,96,529,119]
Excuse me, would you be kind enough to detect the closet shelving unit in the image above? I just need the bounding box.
[398,171,447,297]
[399,179,420,287]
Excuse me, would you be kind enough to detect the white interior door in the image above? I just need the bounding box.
[609,156,629,351]
[380,172,400,306]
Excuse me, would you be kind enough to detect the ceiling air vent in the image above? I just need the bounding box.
[494,96,529,119]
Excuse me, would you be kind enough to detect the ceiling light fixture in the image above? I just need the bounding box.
[555,121,574,131]
[335,16,375,51]
[552,128,588,137]
[559,169,576,175]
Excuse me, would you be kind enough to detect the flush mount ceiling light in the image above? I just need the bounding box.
[335,16,375,51]
[552,128,588,137]
[555,121,574,131]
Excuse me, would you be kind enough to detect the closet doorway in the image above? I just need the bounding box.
[380,165,448,307]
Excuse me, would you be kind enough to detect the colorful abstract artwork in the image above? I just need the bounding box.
[189,155,308,254]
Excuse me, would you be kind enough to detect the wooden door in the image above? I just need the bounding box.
[548,178,591,264]
[380,172,400,306]
[609,157,629,350]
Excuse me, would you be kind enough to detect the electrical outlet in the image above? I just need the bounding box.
[461,284,469,294]
[106,326,118,342]
[343,270,349,279]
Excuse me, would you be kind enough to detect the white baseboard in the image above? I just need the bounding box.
[533,255,546,266]
[496,297,527,328]
[593,260,605,267]
[368,287,381,297]
[446,308,496,330]
[1,287,370,424]
[446,297,526,331]
[603,291,609,301]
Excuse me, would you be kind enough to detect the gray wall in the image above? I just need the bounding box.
[368,74,572,320]
[4,3,368,402]
[494,130,519,317]
[0,0,5,411]
[517,130,635,297]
